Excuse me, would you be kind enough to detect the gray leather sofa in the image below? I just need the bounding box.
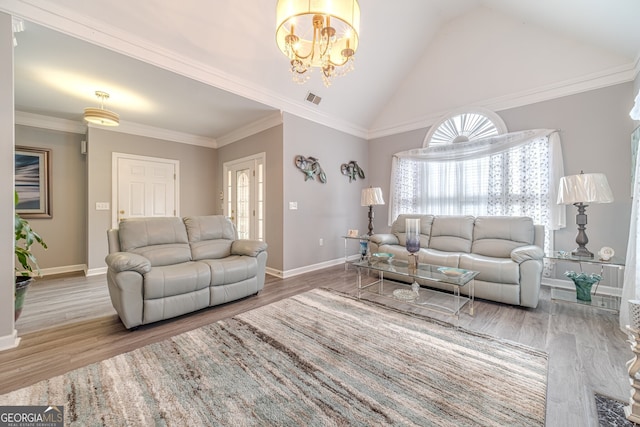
[105,215,268,329]
[369,215,544,308]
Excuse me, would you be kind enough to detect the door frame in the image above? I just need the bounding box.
[223,152,266,240]
[111,152,180,228]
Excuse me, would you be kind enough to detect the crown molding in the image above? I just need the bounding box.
[16,111,217,147]
[90,121,217,148]
[15,111,86,133]
[1,0,368,140]
[367,62,637,140]
[217,111,283,147]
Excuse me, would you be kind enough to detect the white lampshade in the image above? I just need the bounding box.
[361,187,384,206]
[557,173,614,205]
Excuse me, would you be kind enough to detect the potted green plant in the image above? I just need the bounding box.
[14,191,47,320]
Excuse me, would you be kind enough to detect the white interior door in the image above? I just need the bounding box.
[224,154,265,241]
[113,153,179,226]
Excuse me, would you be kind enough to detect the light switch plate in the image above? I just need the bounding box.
[289,202,298,210]
[96,202,110,210]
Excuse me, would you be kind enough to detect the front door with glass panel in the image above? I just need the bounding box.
[223,154,265,241]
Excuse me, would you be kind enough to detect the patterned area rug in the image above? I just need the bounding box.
[595,393,636,426]
[0,289,548,426]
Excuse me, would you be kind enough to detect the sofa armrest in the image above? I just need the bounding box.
[231,240,268,257]
[105,252,152,274]
[370,234,399,246]
[511,245,544,264]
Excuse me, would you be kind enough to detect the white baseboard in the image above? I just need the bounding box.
[41,264,87,277]
[39,264,108,278]
[267,257,346,279]
[265,267,284,278]
[86,267,108,277]
[0,329,20,352]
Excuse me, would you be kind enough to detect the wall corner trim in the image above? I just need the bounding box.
[0,330,21,352]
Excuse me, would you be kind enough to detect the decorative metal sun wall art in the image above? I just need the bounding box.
[340,160,365,182]
[294,155,327,183]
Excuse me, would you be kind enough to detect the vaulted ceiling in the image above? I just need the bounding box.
[3,0,639,146]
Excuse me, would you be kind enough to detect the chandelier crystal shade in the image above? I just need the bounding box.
[276,0,360,87]
[84,91,119,126]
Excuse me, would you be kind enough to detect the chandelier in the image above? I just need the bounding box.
[84,91,119,126]
[275,0,360,87]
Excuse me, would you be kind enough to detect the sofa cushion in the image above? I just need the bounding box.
[143,261,211,299]
[202,255,259,286]
[391,214,434,247]
[459,253,520,285]
[428,216,474,253]
[472,216,534,258]
[118,217,191,266]
[419,248,461,269]
[184,215,236,260]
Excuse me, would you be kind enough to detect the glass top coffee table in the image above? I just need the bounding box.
[351,258,479,323]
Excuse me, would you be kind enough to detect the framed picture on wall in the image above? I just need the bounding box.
[15,146,52,218]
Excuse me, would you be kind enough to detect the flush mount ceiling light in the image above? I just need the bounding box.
[276,0,360,87]
[84,91,119,126]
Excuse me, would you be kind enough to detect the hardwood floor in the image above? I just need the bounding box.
[1,265,630,426]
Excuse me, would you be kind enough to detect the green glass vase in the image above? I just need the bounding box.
[564,271,602,302]
[572,277,600,302]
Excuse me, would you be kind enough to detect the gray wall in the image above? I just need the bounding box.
[216,124,284,272]
[500,82,635,260]
[86,128,217,271]
[369,82,635,263]
[283,113,369,272]
[368,128,428,229]
[15,125,86,270]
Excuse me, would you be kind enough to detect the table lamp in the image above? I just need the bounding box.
[361,187,385,235]
[557,171,614,257]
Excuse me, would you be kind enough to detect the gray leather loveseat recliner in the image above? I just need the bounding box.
[369,215,544,308]
[105,215,268,329]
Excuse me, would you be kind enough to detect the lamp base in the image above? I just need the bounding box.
[572,202,593,258]
[571,247,594,258]
[367,205,374,236]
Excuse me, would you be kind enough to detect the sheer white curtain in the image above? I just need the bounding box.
[620,129,640,330]
[389,129,565,255]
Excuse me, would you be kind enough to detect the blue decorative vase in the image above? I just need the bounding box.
[405,218,421,254]
[359,240,368,259]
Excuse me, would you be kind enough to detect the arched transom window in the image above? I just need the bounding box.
[423,109,507,147]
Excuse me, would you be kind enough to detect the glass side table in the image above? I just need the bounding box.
[550,288,620,312]
[545,251,624,310]
[545,251,625,268]
[342,235,370,270]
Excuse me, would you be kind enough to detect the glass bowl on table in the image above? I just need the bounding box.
[370,252,394,263]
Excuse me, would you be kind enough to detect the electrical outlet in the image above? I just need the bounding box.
[319,238,323,246]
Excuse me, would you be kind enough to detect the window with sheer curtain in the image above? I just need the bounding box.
[389,127,565,255]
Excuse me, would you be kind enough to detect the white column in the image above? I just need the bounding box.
[0,12,19,350]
